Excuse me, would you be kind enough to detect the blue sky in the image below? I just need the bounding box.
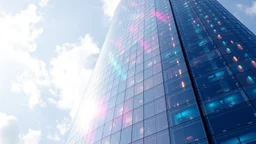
[0,0,255,144]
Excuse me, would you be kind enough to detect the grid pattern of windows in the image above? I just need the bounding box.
[171,0,256,143]
[65,0,256,144]
[65,0,184,143]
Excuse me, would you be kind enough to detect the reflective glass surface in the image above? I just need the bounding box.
[66,0,256,143]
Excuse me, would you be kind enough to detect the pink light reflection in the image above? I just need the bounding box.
[130,1,145,7]
[151,10,168,23]
[139,40,149,51]
[130,2,138,7]
[129,25,139,35]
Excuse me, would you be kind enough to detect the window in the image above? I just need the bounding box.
[144,77,154,90]
[132,122,144,141]
[165,75,191,94]
[103,121,112,137]
[120,126,132,144]
[133,107,143,123]
[198,78,239,100]
[94,126,104,142]
[168,103,200,127]
[118,82,126,92]
[214,124,256,144]
[144,67,153,78]
[195,67,233,88]
[157,129,170,144]
[114,103,123,118]
[166,86,195,109]
[123,98,134,113]
[106,108,114,122]
[116,91,125,105]
[144,88,155,104]
[202,90,247,115]
[134,94,143,108]
[207,103,256,134]
[101,136,110,144]
[155,97,166,114]
[192,57,226,77]
[170,120,206,144]
[163,63,187,81]
[135,72,143,83]
[153,63,162,75]
[244,85,256,100]
[123,111,133,128]
[144,102,155,119]
[135,82,143,95]
[132,139,143,144]
[127,77,135,88]
[145,134,157,144]
[110,131,121,144]
[108,97,117,109]
[236,71,256,86]
[154,72,163,86]
[126,86,134,100]
[156,112,168,132]
[144,117,156,136]
[112,116,122,133]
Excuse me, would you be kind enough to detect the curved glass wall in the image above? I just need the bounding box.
[65,0,256,144]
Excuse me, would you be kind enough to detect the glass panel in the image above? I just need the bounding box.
[101,136,110,144]
[165,75,191,94]
[214,124,256,144]
[123,111,132,128]
[170,120,206,144]
[103,121,112,137]
[144,101,155,119]
[244,85,256,100]
[110,131,121,144]
[156,112,168,132]
[157,130,170,144]
[106,108,114,122]
[144,134,157,144]
[207,104,256,134]
[144,117,156,136]
[155,97,166,114]
[202,90,247,115]
[120,126,132,144]
[134,94,143,109]
[132,122,143,141]
[166,86,195,109]
[168,103,200,127]
[236,71,256,86]
[112,116,122,133]
[123,98,134,113]
[133,107,143,124]
[114,103,123,118]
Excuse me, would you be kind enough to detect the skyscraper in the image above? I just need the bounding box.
[66,0,256,143]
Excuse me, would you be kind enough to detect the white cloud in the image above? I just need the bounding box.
[23,129,41,144]
[0,113,42,144]
[47,133,60,142]
[49,34,100,118]
[39,0,49,7]
[0,4,49,109]
[0,113,20,144]
[102,0,120,20]
[237,1,256,16]
[47,117,71,142]
[56,118,71,135]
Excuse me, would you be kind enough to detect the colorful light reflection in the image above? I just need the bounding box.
[109,53,127,80]
[151,10,168,23]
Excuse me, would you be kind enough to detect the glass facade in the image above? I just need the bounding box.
[65,0,256,144]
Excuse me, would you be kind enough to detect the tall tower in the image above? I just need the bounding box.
[66,0,256,143]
